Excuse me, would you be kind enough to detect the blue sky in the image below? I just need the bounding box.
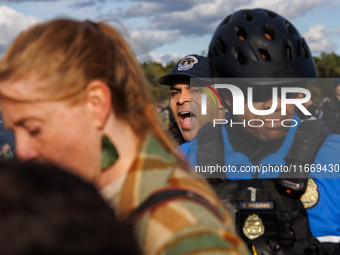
[0,0,339,64]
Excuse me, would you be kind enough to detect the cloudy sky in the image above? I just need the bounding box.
[0,0,339,64]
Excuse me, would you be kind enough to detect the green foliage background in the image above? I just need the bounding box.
[141,52,340,104]
[141,61,176,105]
[311,52,340,101]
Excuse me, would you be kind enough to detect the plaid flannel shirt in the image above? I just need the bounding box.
[105,134,249,255]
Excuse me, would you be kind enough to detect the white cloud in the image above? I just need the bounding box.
[130,29,181,52]
[0,6,40,52]
[303,24,340,52]
[112,0,330,55]
[122,0,207,18]
[137,52,184,66]
[152,0,327,33]
[123,2,164,17]
[238,0,327,19]
[150,0,244,35]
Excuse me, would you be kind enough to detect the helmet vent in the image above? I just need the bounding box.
[235,26,248,41]
[216,38,227,55]
[223,15,231,26]
[264,25,276,40]
[302,42,309,58]
[285,22,295,35]
[213,47,220,57]
[234,50,247,65]
[285,44,292,59]
[265,10,277,19]
[296,40,301,56]
[243,12,253,21]
[259,48,271,61]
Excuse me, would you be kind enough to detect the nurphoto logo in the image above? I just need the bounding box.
[200,83,312,128]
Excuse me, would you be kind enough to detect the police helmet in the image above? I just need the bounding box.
[208,8,317,82]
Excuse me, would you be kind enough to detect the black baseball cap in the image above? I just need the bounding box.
[157,54,211,85]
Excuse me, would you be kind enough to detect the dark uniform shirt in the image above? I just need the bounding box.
[319,96,340,134]
[295,104,318,120]
[228,121,285,166]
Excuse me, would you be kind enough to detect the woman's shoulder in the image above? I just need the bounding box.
[121,163,247,255]
[114,135,248,254]
[116,134,224,218]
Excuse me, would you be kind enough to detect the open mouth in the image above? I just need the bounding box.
[178,111,197,130]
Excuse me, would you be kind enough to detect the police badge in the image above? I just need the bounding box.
[300,179,319,209]
[177,55,198,71]
[243,214,265,240]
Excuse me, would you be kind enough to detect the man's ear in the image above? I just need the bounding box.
[85,80,112,130]
[220,90,232,107]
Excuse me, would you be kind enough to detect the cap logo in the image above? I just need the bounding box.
[178,56,198,71]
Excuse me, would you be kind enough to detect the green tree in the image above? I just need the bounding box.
[140,61,177,103]
[314,52,340,78]
[312,52,340,101]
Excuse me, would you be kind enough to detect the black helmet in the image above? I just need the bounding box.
[208,8,318,81]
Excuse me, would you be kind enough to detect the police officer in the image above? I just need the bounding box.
[318,76,340,134]
[180,8,340,255]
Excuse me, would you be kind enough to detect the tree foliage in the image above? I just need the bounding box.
[313,52,340,78]
[140,61,177,104]
[312,52,340,102]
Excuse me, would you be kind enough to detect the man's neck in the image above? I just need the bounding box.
[228,124,285,165]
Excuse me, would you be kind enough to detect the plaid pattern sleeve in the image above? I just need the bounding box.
[114,135,249,255]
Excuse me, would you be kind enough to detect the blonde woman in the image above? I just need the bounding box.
[0,19,248,255]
